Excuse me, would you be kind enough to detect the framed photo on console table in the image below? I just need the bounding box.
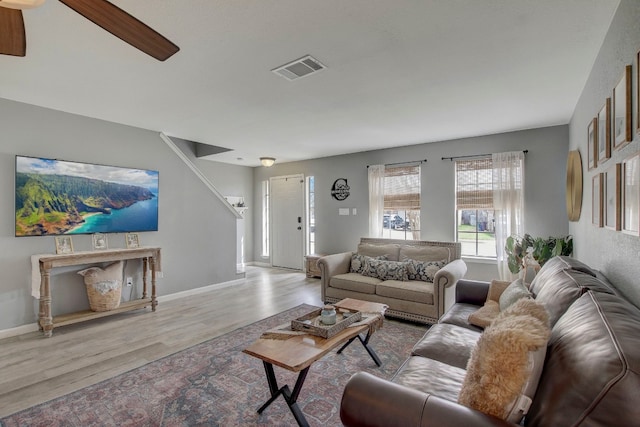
[92,233,108,250]
[604,163,621,231]
[54,236,74,254]
[126,232,140,249]
[592,174,603,227]
[613,65,632,150]
[622,152,640,235]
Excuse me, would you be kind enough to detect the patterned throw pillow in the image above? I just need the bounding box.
[361,259,408,281]
[350,253,387,274]
[405,259,446,282]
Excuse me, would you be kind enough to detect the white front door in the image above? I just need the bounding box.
[270,174,304,270]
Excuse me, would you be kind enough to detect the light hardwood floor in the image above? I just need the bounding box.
[0,266,322,418]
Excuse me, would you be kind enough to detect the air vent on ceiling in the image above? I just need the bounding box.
[272,55,326,81]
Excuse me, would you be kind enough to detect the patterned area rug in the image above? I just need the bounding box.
[0,304,428,427]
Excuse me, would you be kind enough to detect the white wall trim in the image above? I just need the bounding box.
[157,278,244,303]
[0,323,39,340]
[159,132,241,219]
[462,256,497,265]
[1,279,244,339]
[248,261,271,268]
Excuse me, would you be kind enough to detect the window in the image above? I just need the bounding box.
[306,176,315,255]
[455,159,496,257]
[261,180,269,257]
[382,165,420,240]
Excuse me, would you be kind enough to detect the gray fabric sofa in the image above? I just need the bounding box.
[339,256,640,426]
[318,238,468,324]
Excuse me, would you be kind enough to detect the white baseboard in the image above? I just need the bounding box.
[157,278,245,303]
[249,261,271,268]
[0,323,39,340]
[0,279,246,339]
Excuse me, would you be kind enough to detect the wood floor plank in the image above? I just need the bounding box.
[0,266,322,418]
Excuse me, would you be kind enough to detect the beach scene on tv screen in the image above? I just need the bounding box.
[15,156,159,237]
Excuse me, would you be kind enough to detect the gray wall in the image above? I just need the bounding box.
[569,0,640,308]
[0,98,244,331]
[253,125,569,281]
[168,137,255,266]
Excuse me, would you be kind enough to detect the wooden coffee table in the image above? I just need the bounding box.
[243,298,387,427]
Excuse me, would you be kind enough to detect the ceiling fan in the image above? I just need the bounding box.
[0,0,179,61]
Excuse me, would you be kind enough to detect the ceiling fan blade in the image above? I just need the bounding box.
[58,0,179,61]
[0,7,26,56]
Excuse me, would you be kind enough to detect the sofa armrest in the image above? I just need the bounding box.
[434,259,468,316]
[318,252,353,302]
[340,372,515,427]
[435,259,467,286]
[455,279,490,305]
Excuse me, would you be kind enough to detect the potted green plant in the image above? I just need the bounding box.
[505,234,573,274]
[505,234,535,275]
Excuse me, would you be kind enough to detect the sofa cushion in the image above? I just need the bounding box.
[405,259,446,283]
[486,279,511,302]
[361,259,407,281]
[349,253,388,274]
[595,270,618,293]
[500,296,549,325]
[376,280,434,305]
[330,273,380,294]
[412,323,481,369]
[499,278,531,311]
[564,269,617,295]
[468,300,500,328]
[467,280,511,328]
[440,303,484,332]
[392,356,467,403]
[534,269,616,327]
[458,299,550,423]
[529,255,596,296]
[527,291,640,427]
[400,245,451,263]
[532,269,582,327]
[357,243,400,261]
[469,279,548,329]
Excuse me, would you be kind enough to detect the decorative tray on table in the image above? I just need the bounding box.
[291,308,362,339]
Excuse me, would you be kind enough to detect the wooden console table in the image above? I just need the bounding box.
[33,247,161,337]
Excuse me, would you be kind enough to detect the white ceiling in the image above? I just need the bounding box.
[0,0,620,166]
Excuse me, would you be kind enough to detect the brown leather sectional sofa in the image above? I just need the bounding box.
[340,256,640,426]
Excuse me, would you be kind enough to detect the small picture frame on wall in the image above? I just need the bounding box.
[92,233,108,250]
[604,163,621,231]
[587,117,598,171]
[613,65,632,150]
[54,236,74,255]
[622,152,640,235]
[592,173,603,227]
[597,98,611,164]
[125,232,140,249]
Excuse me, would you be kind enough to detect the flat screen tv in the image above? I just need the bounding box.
[15,155,159,237]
